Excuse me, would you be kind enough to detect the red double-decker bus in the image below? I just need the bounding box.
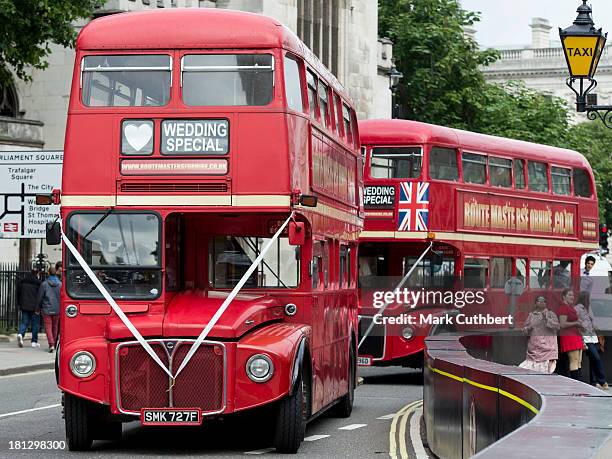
[357,119,598,368]
[47,9,363,452]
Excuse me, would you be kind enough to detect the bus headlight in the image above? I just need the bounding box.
[246,354,274,383]
[402,326,414,340]
[70,351,96,378]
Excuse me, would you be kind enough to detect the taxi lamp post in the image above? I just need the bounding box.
[560,1,610,126]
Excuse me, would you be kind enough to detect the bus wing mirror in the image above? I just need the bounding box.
[288,221,305,246]
[46,221,61,246]
[36,194,53,205]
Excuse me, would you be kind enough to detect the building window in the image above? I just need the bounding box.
[298,0,340,76]
[429,147,458,181]
[528,161,549,192]
[489,157,512,188]
[0,81,18,117]
[573,168,593,197]
[551,167,571,195]
[370,147,422,179]
[462,152,486,184]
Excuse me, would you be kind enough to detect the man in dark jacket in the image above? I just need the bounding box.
[16,269,41,348]
[37,266,61,352]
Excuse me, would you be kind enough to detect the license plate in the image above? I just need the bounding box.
[357,356,372,366]
[141,408,202,426]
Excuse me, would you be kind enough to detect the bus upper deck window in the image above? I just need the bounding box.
[284,55,303,112]
[429,147,458,181]
[182,54,273,106]
[573,168,593,197]
[551,167,571,195]
[489,157,512,188]
[528,160,549,192]
[462,152,486,185]
[370,147,422,179]
[514,159,526,189]
[318,82,331,128]
[81,55,171,107]
[306,70,318,119]
[342,104,352,144]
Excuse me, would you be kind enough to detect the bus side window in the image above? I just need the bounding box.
[333,93,343,137]
[462,152,487,185]
[351,109,359,149]
[312,242,322,289]
[514,159,526,189]
[429,147,458,181]
[307,69,319,120]
[490,257,512,288]
[342,103,353,145]
[552,260,572,288]
[340,245,350,288]
[551,167,571,195]
[464,258,488,289]
[528,161,549,192]
[529,260,552,289]
[516,258,527,287]
[489,157,512,188]
[284,54,304,112]
[573,168,593,197]
[318,81,331,129]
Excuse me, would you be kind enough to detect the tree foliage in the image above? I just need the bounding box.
[379,0,498,128]
[0,0,104,84]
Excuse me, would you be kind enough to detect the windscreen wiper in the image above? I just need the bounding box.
[82,208,113,240]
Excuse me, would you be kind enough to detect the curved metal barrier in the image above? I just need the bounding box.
[424,334,612,458]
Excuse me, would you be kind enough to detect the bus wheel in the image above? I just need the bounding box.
[330,344,355,418]
[274,371,307,453]
[65,393,94,451]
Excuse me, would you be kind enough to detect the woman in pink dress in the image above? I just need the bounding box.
[520,295,560,373]
[557,289,584,380]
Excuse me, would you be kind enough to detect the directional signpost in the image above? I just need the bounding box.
[0,151,63,239]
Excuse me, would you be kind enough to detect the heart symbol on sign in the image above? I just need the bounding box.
[124,123,153,152]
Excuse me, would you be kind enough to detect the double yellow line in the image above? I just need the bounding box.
[389,399,424,459]
[427,364,539,415]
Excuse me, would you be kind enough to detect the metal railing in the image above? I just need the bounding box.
[0,264,28,331]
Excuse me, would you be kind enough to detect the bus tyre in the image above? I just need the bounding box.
[65,393,93,451]
[330,344,355,418]
[274,372,307,453]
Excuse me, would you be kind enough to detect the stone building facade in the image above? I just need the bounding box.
[481,17,612,118]
[0,0,391,264]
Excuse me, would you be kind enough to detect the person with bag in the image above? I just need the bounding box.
[37,266,61,353]
[575,291,608,389]
[519,295,560,374]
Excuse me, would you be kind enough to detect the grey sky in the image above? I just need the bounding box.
[460,1,612,48]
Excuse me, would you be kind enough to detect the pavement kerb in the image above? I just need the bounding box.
[0,362,55,377]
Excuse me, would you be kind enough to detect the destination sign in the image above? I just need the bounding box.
[364,185,395,209]
[161,119,228,155]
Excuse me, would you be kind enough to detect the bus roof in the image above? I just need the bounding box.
[77,8,348,102]
[360,119,591,169]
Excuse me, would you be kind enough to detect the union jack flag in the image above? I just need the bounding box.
[397,182,429,231]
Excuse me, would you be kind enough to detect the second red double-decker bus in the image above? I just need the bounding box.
[357,119,598,368]
[46,9,363,453]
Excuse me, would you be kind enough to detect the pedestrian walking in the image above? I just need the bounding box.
[16,269,41,348]
[519,295,560,373]
[37,266,61,353]
[557,289,584,381]
[575,291,608,389]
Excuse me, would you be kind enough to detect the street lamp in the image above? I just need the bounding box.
[560,1,610,125]
[387,62,403,119]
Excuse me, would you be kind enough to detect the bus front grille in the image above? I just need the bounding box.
[116,340,226,415]
[358,316,385,359]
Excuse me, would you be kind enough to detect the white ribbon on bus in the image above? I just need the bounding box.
[60,212,294,382]
[357,240,433,349]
